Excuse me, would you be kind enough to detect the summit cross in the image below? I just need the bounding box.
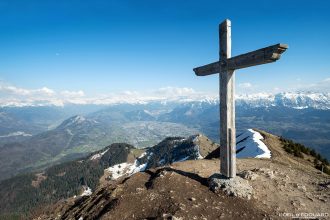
[193,19,288,178]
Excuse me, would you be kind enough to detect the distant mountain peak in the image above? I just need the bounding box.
[57,115,96,129]
[70,115,86,123]
[236,91,330,109]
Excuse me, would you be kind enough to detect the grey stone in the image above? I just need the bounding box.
[208,173,253,200]
[238,170,259,181]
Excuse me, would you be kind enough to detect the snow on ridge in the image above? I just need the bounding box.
[71,115,86,124]
[1,91,329,109]
[0,131,32,138]
[90,149,109,160]
[80,186,92,196]
[191,134,204,159]
[175,156,190,163]
[107,163,134,179]
[60,115,85,128]
[106,135,207,180]
[0,88,330,109]
[236,129,271,159]
[105,131,271,180]
[106,152,149,180]
[106,161,146,180]
[66,129,73,136]
[60,115,96,128]
[293,106,308,109]
[236,92,274,100]
[236,92,330,109]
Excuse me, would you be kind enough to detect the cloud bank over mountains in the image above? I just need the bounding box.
[0,78,329,107]
[0,81,217,106]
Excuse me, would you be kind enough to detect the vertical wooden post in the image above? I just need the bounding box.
[219,19,236,178]
[194,19,287,178]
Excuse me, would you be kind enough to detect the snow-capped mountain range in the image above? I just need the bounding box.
[236,92,330,110]
[1,91,329,109]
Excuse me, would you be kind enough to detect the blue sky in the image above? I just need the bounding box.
[0,0,329,100]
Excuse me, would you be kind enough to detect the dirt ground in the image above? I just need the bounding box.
[169,130,330,219]
[37,166,268,220]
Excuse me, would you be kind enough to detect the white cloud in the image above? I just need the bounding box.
[0,82,218,107]
[61,90,85,97]
[0,84,55,96]
[238,82,252,88]
[38,87,55,96]
[155,87,196,97]
[296,77,330,92]
[0,85,30,95]
[120,90,139,96]
[2,77,328,107]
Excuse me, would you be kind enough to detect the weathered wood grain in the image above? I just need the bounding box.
[193,44,288,76]
[219,19,236,178]
[226,43,288,70]
[193,61,220,76]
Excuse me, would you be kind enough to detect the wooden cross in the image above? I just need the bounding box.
[193,19,288,178]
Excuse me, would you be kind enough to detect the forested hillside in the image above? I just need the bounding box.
[0,143,139,219]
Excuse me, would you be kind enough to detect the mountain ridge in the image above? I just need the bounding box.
[0,129,277,219]
[31,130,330,220]
[1,91,330,109]
[1,96,329,182]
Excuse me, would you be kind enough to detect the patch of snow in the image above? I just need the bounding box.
[196,150,203,159]
[293,106,308,109]
[66,129,73,136]
[191,134,204,159]
[107,162,138,179]
[138,151,148,158]
[143,109,155,116]
[0,131,32,138]
[132,159,148,173]
[62,115,87,128]
[106,151,151,180]
[158,158,166,165]
[90,149,109,160]
[72,115,85,123]
[236,129,271,159]
[105,130,269,180]
[175,156,190,162]
[81,186,92,196]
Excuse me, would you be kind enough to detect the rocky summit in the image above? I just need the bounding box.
[31,130,329,220]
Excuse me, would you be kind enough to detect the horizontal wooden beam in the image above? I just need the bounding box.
[193,61,220,76]
[193,43,288,76]
[227,43,288,70]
